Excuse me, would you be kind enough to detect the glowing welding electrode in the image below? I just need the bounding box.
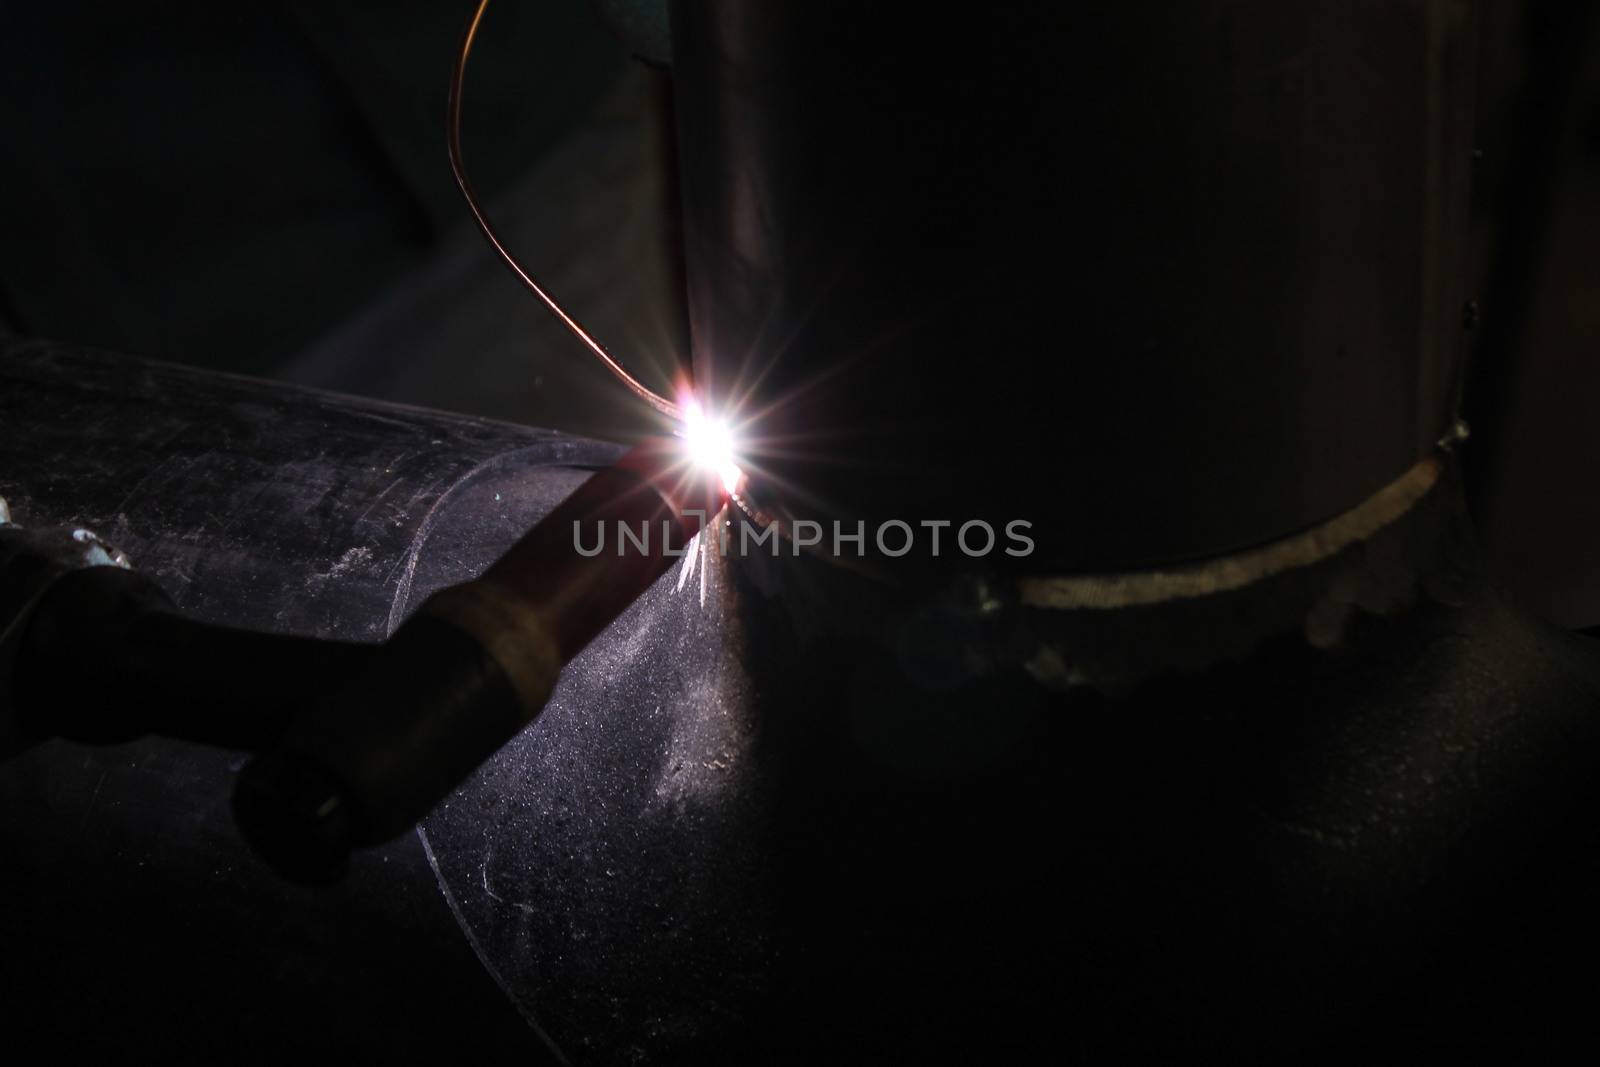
[681,397,744,495]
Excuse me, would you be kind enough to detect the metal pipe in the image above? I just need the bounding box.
[233,438,724,882]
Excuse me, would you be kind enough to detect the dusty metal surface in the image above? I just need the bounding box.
[0,338,619,1062]
[9,341,1600,1063]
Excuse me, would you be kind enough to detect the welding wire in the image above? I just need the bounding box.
[448,0,682,421]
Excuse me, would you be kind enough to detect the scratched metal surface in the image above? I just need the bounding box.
[13,341,1600,1064]
[0,337,619,640]
[404,491,771,1064]
[0,338,620,1062]
[0,338,778,1063]
[0,339,1052,1064]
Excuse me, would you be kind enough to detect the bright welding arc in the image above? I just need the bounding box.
[448,0,682,421]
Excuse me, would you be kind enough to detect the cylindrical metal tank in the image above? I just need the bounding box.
[670,1,1479,573]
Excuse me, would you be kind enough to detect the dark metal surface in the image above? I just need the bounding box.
[14,563,375,753]
[671,0,1478,574]
[409,500,771,1063]
[8,340,1600,1063]
[0,518,133,756]
[0,337,620,643]
[0,337,620,1062]
[419,482,1600,1062]
[236,439,722,881]
[1465,3,1600,627]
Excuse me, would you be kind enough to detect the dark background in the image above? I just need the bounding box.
[0,0,682,442]
[2,1,1599,626]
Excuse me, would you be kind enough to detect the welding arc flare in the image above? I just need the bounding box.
[448,0,682,421]
[681,397,744,495]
